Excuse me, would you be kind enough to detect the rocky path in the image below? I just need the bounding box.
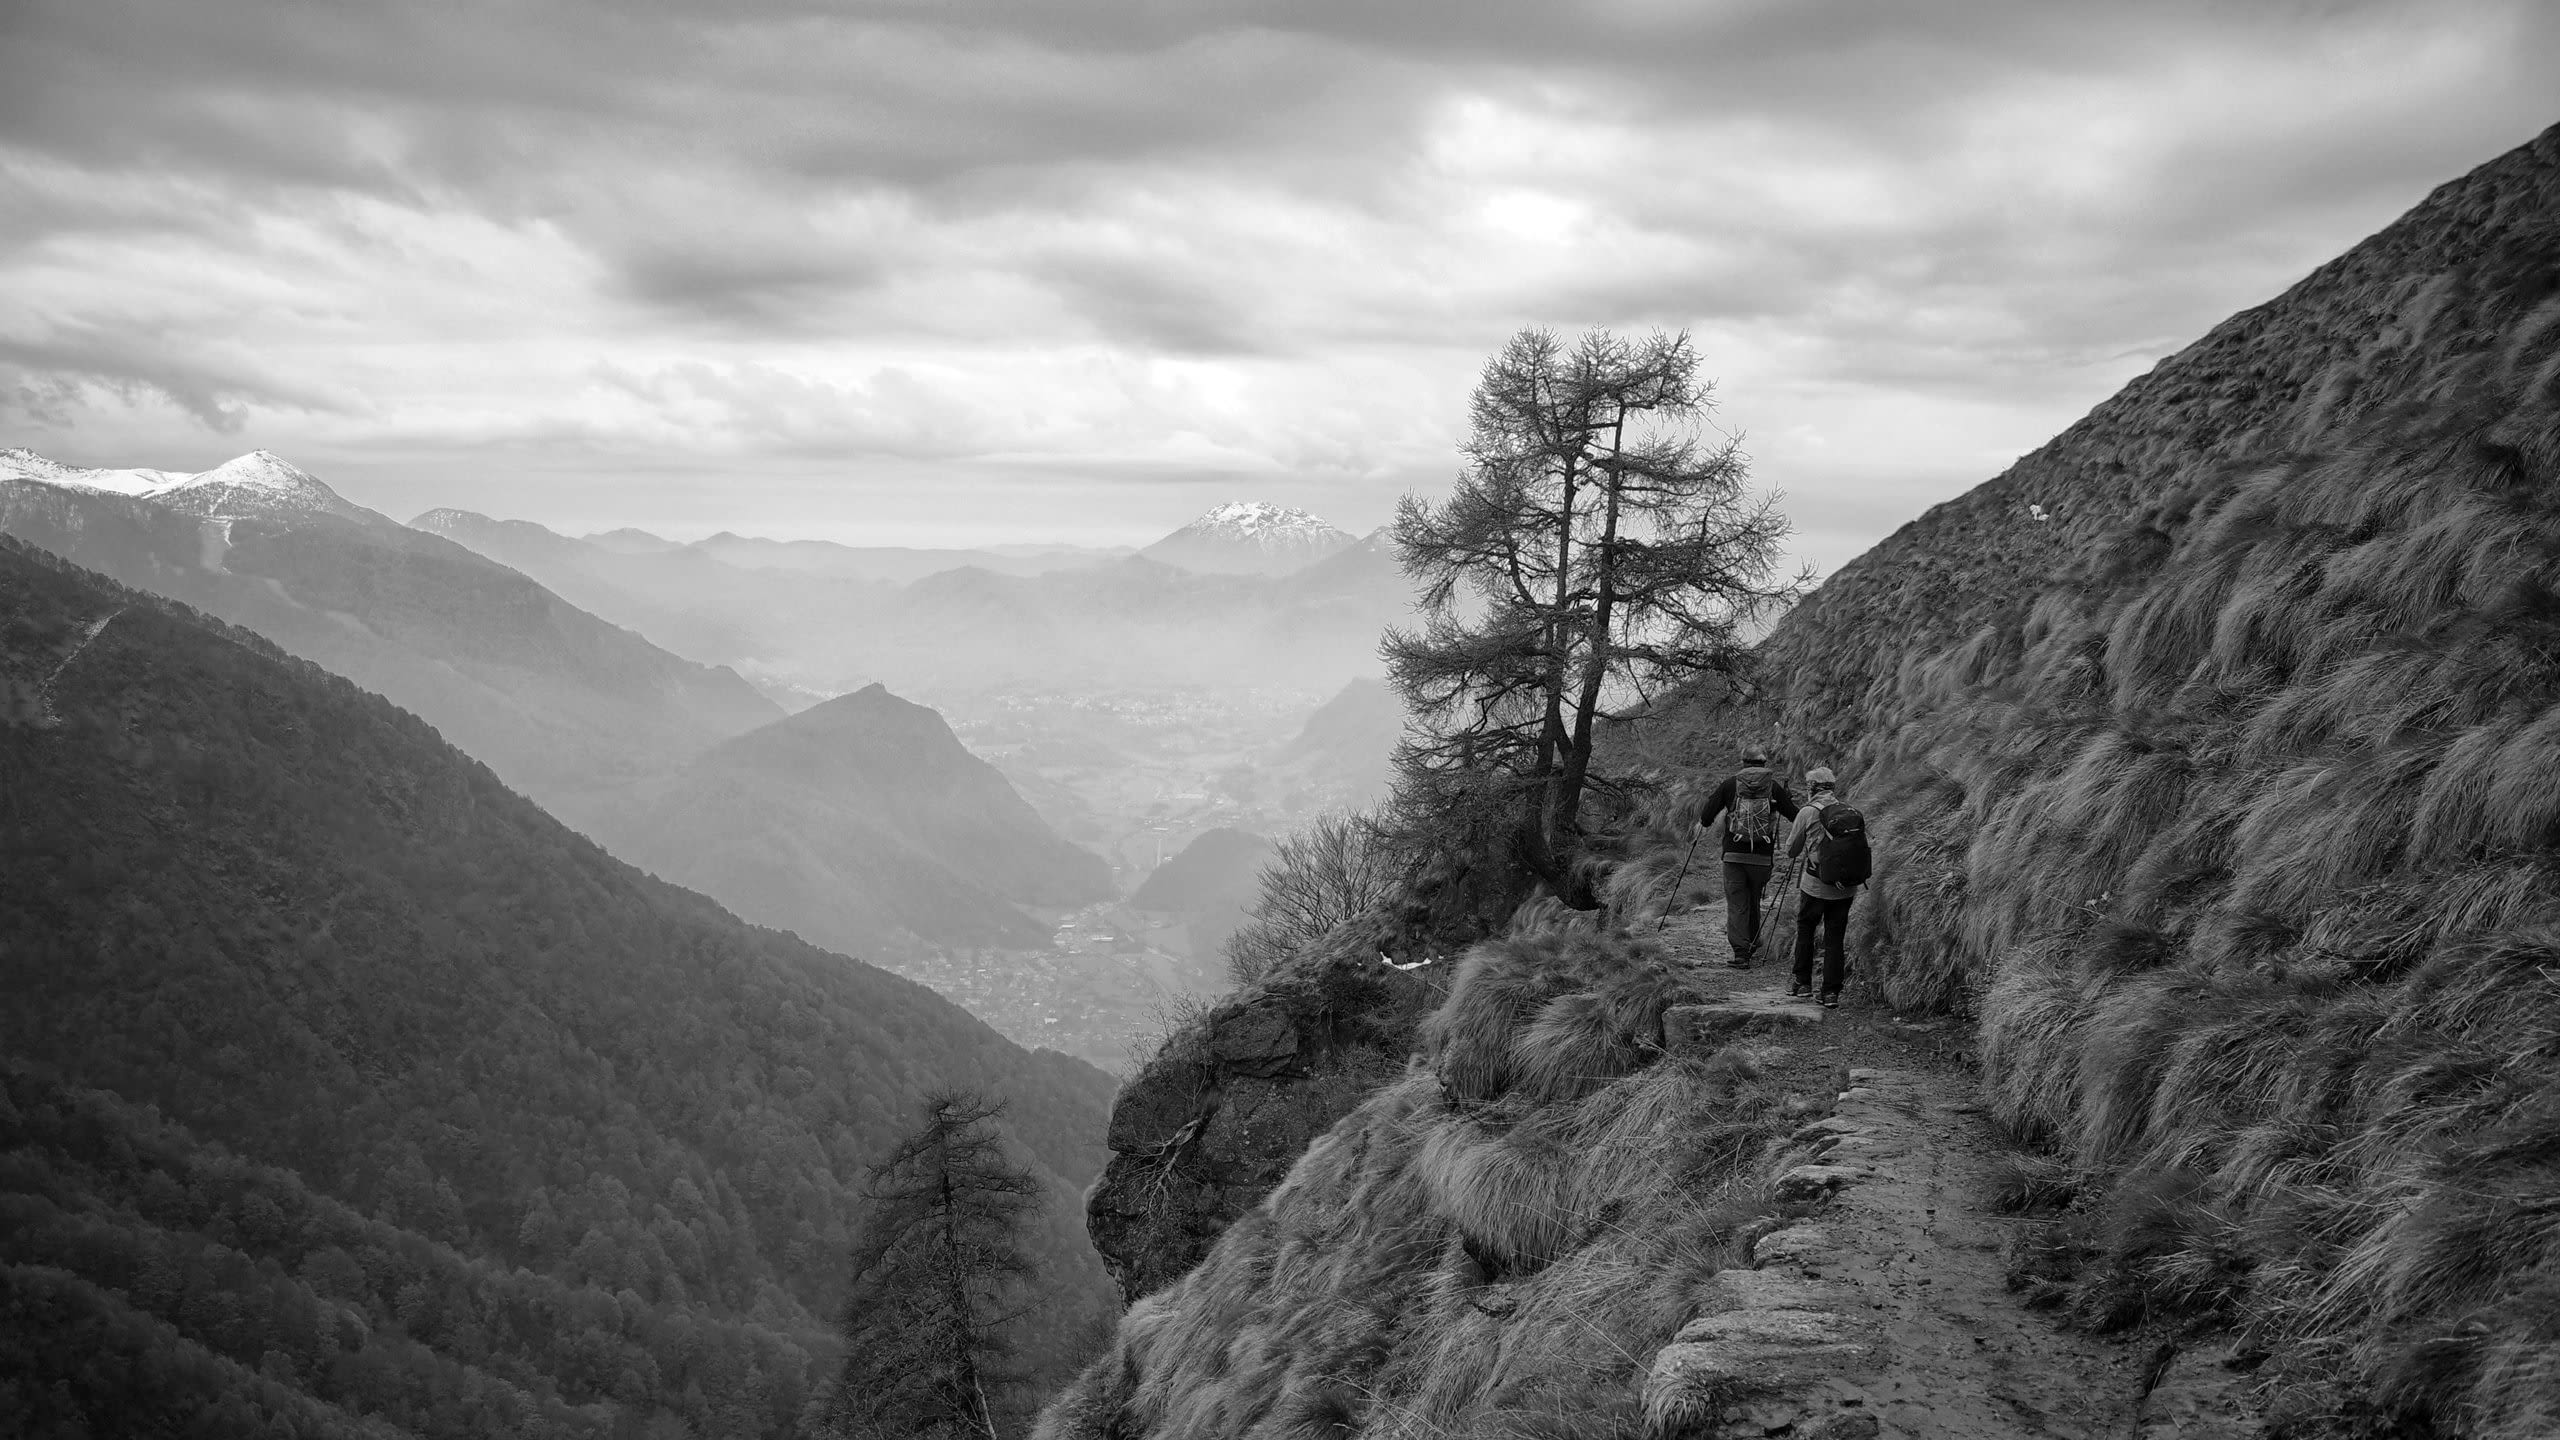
[1636,910,2203,1440]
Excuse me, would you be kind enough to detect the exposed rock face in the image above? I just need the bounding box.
[1084,930,1441,1300]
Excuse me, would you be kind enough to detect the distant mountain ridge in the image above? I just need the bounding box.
[424,507,1412,698]
[1139,500,1354,576]
[0,533,1120,1435]
[0,464,1112,959]
[3,446,389,527]
[1274,674,1402,805]
[417,508,1118,586]
[576,682,1115,952]
[0,451,782,809]
[1129,827,1273,914]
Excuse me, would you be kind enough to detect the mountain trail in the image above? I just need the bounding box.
[35,607,121,728]
[1641,908,2240,1440]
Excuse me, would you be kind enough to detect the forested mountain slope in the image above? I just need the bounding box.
[575,683,1114,952]
[0,467,781,812]
[1618,120,2560,1434]
[0,537,1119,1438]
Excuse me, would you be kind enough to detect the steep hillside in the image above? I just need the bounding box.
[1274,674,1402,803]
[0,537,1120,1436]
[1129,828,1274,913]
[574,683,1115,952]
[1611,121,2560,1434]
[1045,921,1809,1438]
[1055,123,2560,1440]
[1127,827,1274,964]
[0,463,781,811]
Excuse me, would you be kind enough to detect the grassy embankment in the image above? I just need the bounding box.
[1624,136,2560,1435]
[1052,127,2560,1438]
[1040,915,1816,1439]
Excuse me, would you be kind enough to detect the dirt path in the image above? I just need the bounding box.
[1639,909,2158,1439]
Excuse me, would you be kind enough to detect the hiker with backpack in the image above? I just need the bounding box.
[1786,767,1872,1008]
[1691,748,1800,969]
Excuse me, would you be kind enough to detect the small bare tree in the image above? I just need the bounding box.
[1224,811,1402,984]
[1388,326,1802,907]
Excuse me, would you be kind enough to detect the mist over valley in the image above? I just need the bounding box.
[7,8,2557,1437]
[5,447,1411,1069]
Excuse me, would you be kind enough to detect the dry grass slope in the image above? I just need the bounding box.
[1054,125,2560,1440]
[1615,126,2560,1436]
[1036,922,1792,1440]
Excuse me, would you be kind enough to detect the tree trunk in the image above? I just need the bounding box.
[1521,442,1581,893]
[1549,412,1628,908]
[934,1113,992,1439]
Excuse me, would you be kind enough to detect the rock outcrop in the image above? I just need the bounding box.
[1083,930,1444,1300]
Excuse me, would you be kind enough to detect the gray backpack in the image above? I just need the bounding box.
[1728,767,1776,847]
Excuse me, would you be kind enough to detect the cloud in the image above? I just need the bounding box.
[1,0,2555,550]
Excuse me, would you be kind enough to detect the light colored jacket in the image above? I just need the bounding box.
[1788,792,1856,900]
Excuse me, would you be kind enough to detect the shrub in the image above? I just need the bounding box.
[1224,811,1405,985]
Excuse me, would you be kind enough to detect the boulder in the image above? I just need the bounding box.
[1209,1002,1300,1077]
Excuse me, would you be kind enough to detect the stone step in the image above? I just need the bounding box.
[1663,996,1825,1053]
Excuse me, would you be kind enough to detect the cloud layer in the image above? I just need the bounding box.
[3,0,2554,561]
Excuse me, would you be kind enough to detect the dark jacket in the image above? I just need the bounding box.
[1697,770,1799,864]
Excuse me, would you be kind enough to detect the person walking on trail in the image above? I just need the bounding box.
[1692,748,1799,969]
[1786,767,1872,1008]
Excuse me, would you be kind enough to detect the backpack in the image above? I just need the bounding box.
[1727,767,1776,848]
[1811,804,1872,886]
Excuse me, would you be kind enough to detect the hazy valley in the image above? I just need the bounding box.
[8,15,2555,1435]
[1,449,1410,1071]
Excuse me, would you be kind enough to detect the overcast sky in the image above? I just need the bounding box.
[3,1,2554,570]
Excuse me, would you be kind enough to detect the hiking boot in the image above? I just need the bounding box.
[1723,956,1754,970]
[1786,982,1810,999]
[1818,992,1840,1009]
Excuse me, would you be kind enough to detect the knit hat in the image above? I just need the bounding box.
[1806,766,1837,788]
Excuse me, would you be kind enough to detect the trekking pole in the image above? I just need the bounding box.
[1656,825,1703,931]
[1761,851,1801,975]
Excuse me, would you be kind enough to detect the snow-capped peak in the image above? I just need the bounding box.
[1191,500,1335,536]
[0,446,195,498]
[194,450,309,489]
[0,447,72,479]
[1,446,385,527]
[158,453,380,526]
[1140,500,1356,576]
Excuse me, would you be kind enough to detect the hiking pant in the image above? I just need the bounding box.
[1793,891,1854,997]
[1723,860,1773,958]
